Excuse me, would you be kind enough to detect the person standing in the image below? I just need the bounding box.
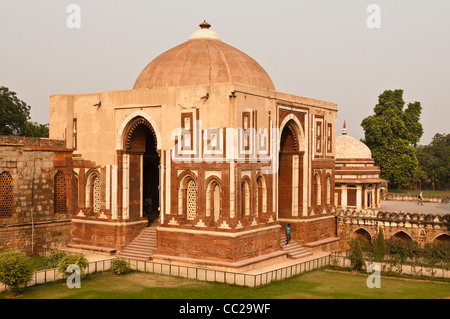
[418,191,423,205]
[286,224,291,245]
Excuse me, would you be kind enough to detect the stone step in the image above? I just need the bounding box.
[121,243,155,250]
[134,236,156,242]
[117,227,158,260]
[117,252,153,261]
[125,243,156,250]
[120,247,156,255]
[280,236,313,259]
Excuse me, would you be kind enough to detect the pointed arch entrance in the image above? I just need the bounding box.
[278,119,303,218]
[123,116,160,224]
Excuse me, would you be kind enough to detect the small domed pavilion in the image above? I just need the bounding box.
[334,122,387,211]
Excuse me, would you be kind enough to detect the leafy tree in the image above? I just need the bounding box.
[0,250,34,295]
[373,227,387,261]
[361,89,423,187]
[422,241,450,265]
[23,121,49,138]
[415,133,450,190]
[0,86,48,137]
[386,238,420,267]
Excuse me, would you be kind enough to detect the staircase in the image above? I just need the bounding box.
[281,235,313,259]
[117,226,157,260]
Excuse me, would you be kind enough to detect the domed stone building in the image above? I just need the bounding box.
[49,22,339,268]
[334,122,386,211]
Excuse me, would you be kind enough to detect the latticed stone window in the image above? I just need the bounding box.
[0,172,13,218]
[93,175,101,213]
[54,171,67,213]
[186,179,197,220]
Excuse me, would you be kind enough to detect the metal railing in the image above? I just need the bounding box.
[0,258,115,292]
[2,251,447,292]
[126,255,331,287]
[329,253,450,280]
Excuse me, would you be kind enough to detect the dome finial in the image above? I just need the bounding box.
[343,121,347,135]
[189,20,220,40]
[199,20,211,29]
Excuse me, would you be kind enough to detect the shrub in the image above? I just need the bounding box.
[57,254,89,279]
[422,241,450,264]
[0,250,34,295]
[110,257,132,275]
[45,250,68,268]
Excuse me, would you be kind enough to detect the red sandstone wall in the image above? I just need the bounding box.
[71,220,147,249]
[157,227,281,263]
[280,217,337,245]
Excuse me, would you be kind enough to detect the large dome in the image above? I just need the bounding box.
[133,21,275,90]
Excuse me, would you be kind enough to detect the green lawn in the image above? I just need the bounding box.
[2,269,449,299]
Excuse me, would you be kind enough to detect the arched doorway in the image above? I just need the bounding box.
[353,228,372,250]
[278,120,302,218]
[434,234,450,242]
[392,231,412,243]
[123,116,160,224]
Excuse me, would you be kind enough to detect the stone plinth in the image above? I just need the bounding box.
[155,225,282,264]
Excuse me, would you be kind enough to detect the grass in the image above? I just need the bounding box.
[28,255,52,271]
[2,268,449,299]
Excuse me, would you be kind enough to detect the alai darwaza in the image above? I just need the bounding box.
[49,21,340,268]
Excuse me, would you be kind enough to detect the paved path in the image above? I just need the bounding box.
[379,200,450,215]
[243,251,330,275]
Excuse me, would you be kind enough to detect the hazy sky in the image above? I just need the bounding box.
[0,0,449,144]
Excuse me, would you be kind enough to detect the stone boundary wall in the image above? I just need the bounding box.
[384,192,449,203]
[0,220,72,255]
[0,136,72,255]
[336,209,449,249]
[0,135,65,148]
[1,254,332,291]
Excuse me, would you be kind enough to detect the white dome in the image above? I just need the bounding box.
[335,134,372,159]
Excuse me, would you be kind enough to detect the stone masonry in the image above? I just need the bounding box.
[0,136,73,255]
[337,208,450,250]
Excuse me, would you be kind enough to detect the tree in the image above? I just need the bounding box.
[386,238,419,267]
[0,86,48,137]
[415,133,450,190]
[350,238,365,271]
[373,227,387,261]
[361,89,423,187]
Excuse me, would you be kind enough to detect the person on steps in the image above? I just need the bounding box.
[286,224,291,245]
